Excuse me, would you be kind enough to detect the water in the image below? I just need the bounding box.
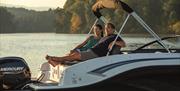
[0,33,87,77]
[0,33,162,77]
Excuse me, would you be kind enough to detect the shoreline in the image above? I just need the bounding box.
[0,33,177,37]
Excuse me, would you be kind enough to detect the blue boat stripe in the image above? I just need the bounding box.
[90,57,180,74]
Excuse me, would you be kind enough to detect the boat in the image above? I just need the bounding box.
[0,0,180,91]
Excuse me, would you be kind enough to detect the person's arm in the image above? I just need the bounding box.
[108,40,126,49]
[72,36,91,50]
[115,40,126,47]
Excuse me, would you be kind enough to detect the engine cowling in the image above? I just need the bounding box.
[0,57,31,90]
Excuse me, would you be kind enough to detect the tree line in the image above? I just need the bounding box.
[0,7,55,33]
[0,0,179,34]
[55,0,180,34]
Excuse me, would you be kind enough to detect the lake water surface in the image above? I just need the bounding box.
[0,33,166,77]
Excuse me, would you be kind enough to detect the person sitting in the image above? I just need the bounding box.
[68,24,103,56]
[46,23,126,67]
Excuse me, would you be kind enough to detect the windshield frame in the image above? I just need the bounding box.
[132,36,179,53]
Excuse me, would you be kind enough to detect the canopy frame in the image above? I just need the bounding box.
[92,0,171,54]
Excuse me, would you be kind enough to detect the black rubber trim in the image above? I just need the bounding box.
[90,57,180,74]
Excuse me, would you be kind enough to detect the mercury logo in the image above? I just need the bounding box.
[0,67,24,72]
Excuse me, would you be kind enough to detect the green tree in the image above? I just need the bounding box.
[0,7,15,33]
[163,0,180,34]
[6,7,56,33]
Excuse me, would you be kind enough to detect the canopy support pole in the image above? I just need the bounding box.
[93,0,171,53]
[88,19,99,35]
[131,12,171,53]
[106,14,130,56]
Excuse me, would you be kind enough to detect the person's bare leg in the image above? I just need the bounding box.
[64,52,81,61]
[67,50,79,56]
[46,52,81,62]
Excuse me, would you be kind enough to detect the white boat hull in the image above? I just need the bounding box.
[29,53,180,90]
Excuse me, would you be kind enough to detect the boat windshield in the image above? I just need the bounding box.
[124,36,180,52]
[142,37,180,49]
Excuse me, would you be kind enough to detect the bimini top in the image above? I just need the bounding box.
[92,0,134,18]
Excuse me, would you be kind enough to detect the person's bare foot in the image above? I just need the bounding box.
[46,55,56,61]
[45,55,50,60]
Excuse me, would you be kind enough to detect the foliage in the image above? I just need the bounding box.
[0,7,55,33]
[0,7,15,33]
[0,0,179,34]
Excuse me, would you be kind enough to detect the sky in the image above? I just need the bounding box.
[0,0,67,8]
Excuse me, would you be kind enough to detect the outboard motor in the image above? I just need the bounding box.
[0,57,31,90]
